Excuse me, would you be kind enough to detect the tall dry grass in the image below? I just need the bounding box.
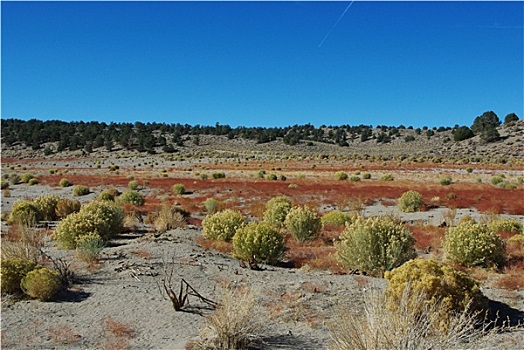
[193,287,267,350]
[329,285,498,350]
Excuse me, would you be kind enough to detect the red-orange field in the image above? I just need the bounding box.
[35,167,524,215]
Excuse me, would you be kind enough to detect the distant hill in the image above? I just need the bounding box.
[1,118,523,164]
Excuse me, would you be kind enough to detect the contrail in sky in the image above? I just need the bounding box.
[318,0,355,48]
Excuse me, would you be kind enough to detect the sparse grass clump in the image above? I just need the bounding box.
[21,267,62,301]
[153,205,187,232]
[202,209,246,242]
[397,190,423,213]
[385,259,489,320]
[172,183,185,195]
[8,200,41,226]
[336,216,416,276]
[59,178,71,187]
[233,222,285,267]
[54,201,124,249]
[72,185,90,197]
[284,206,322,242]
[1,258,37,295]
[321,210,353,227]
[194,287,267,350]
[117,190,144,206]
[75,232,105,264]
[443,220,505,268]
[263,196,293,229]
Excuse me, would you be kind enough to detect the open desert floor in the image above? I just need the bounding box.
[1,152,524,349]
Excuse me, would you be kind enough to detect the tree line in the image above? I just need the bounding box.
[1,111,518,155]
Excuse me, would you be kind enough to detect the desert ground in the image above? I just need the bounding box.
[1,143,524,349]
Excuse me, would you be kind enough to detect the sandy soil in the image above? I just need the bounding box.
[1,156,523,349]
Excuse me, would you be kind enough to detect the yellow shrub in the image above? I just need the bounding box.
[21,267,62,301]
[202,209,246,242]
[1,258,37,295]
[443,220,505,267]
[263,196,293,229]
[385,259,488,319]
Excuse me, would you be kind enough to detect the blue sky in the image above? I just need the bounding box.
[2,1,523,128]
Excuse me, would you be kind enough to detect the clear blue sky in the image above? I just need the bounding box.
[2,1,523,128]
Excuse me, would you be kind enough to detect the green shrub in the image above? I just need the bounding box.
[440,176,453,185]
[380,174,394,181]
[172,183,185,195]
[233,222,285,267]
[487,218,523,234]
[75,232,105,264]
[20,173,34,183]
[266,174,278,181]
[284,206,322,242]
[98,188,120,202]
[55,198,81,219]
[21,267,62,301]
[211,172,226,179]
[349,175,361,182]
[443,220,505,268]
[321,210,353,227]
[118,190,144,206]
[1,180,8,189]
[28,178,38,186]
[128,180,139,190]
[397,190,423,213]
[54,201,124,249]
[336,216,416,276]
[489,176,504,186]
[385,259,488,319]
[335,171,348,181]
[72,185,90,197]
[199,173,208,180]
[10,173,21,185]
[202,209,246,242]
[362,172,372,180]
[263,196,293,229]
[59,178,70,187]
[203,198,221,215]
[32,194,60,221]
[9,200,41,226]
[1,258,37,295]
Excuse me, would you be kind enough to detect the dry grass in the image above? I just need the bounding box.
[329,286,498,350]
[130,248,153,259]
[48,325,81,345]
[101,317,135,338]
[408,225,445,255]
[491,264,524,290]
[0,225,49,263]
[193,287,267,350]
[196,236,233,255]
